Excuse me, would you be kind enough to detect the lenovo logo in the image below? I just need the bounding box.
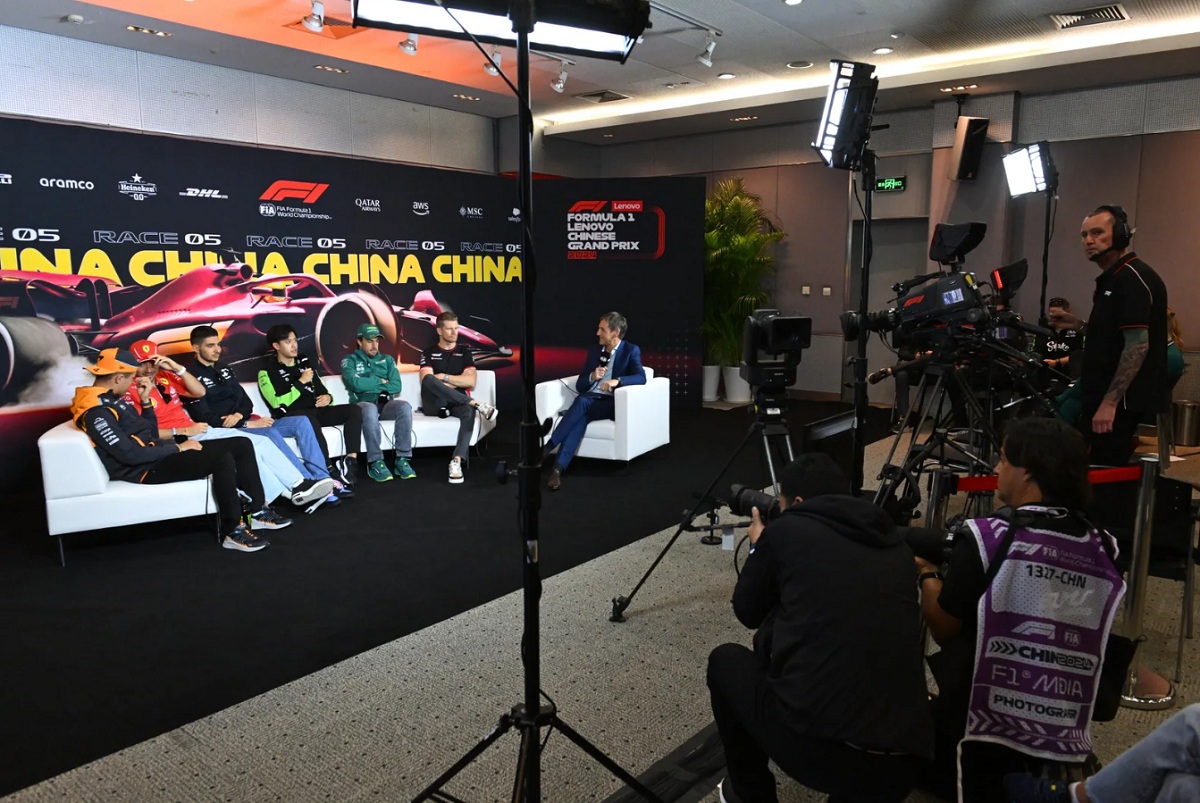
[569,200,607,213]
[259,181,329,204]
[611,200,643,212]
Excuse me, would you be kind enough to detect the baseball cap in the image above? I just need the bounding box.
[356,323,382,340]
[130,339,160,363]
[84,348,138,375]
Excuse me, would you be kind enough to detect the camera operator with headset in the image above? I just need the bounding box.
[707,453,932,803]
[912,417,1125,803]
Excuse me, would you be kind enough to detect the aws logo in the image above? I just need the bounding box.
[259,180,329,204]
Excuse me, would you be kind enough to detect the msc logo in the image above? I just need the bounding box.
[459,206,483,219]
[412,201,430,216]
[180,187,228,199]
[611,200,644,212]
[259,180,330,204]
[569,200,607,213]
[259,203,278,217]
[0,173,11,185]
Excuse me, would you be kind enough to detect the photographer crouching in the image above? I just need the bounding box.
[707,454,933,803]
[914,417,1125,802]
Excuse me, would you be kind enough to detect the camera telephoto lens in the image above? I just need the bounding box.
[730,484,780,522]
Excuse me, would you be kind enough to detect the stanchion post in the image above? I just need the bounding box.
[1120,454,1176,710]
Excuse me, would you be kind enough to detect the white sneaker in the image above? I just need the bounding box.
[472,400,497,421]
[448,459,464,484]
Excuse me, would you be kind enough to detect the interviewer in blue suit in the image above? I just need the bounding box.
[544,311,646,491]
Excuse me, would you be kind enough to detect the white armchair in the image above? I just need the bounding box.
[535,367,670,462]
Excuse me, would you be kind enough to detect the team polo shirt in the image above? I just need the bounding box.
[419,344,476,382]
[123,371,194,430]
[1078,253,1168,411]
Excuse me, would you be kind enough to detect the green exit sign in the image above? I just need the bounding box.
[875,175,907,193]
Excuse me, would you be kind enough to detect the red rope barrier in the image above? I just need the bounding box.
[946,464,1143,494]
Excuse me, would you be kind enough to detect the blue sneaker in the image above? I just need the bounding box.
[1002,774,1073,803]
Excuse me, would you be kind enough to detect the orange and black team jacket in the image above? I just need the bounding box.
[70,387,180,482]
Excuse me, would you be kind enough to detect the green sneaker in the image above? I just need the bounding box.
[393,457,417,479]
[367,459,393,482]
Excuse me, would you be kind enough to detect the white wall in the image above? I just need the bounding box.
[0,26,495,173]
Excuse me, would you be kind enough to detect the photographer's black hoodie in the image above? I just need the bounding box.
[732,493,933,759]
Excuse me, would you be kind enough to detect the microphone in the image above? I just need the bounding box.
[599,346,610,367]
[297,353,316,391]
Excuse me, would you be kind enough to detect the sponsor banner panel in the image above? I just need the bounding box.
[0,118,703,485]
[532,178,705,404]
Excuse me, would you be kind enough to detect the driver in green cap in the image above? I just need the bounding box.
[341,323,416,482]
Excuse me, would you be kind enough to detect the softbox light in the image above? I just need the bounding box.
[352,0,651,62]
[1002,142,1057,197]
[812,60,878,171]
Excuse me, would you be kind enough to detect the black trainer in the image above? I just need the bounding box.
[223,524,269,552]
[249,506,293,531]
[289,477,335,506]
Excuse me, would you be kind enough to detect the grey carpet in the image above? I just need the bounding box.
[6,433,1196,802]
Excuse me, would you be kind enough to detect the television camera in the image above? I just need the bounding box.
[839,222,1035,351]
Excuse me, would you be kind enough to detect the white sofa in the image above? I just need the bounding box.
[244,371,498,457]
[37,370,498,564]
[534,367,670,462]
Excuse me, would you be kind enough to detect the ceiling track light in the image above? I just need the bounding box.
[483,48,502,76]
[399,32,418,54]
[550,61,570,93]
[696,33,717,68]
[301,0,324,33]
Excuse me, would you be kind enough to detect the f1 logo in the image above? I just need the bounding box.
[259,181,329,204]
[568,200,607,213]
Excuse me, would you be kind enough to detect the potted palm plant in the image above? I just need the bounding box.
[701,178,785,402]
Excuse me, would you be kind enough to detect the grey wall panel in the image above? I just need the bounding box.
[711,126,781,171]
[870,108,934,156]
[1019,85,1147,143]
[538,135,601,178]
[138,54,257,143]
[1145,76,1200,134]
[775,164,852,335]
[854,152,933,221]
[1132,130,1200,340]
[928,143,1013,273]
[0,27,142,130]
[793,334,844,394]
[254,75,351,155]
[429,107,493,173]
[351,93,432,165]
[933,93,1017,148]
[1005,136,1142,326]
[600,136,714,177]
[776,122,825,166]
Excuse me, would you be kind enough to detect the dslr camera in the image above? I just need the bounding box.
[729,484,782,522]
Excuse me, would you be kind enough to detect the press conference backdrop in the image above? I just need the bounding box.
[0,117,703,487]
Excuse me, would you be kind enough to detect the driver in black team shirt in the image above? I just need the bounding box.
[417,311,497,484]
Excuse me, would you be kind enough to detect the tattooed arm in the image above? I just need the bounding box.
[1092,328,1148,433]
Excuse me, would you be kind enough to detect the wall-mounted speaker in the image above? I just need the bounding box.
[947,116,990,181]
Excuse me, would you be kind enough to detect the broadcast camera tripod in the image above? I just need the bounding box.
[610,388,794,623]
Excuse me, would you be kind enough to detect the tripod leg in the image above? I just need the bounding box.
[611,420,764,622]
[548,715,666,803]
[412,715,516,802]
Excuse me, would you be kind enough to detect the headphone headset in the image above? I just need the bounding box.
[1095,204,1133,250]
